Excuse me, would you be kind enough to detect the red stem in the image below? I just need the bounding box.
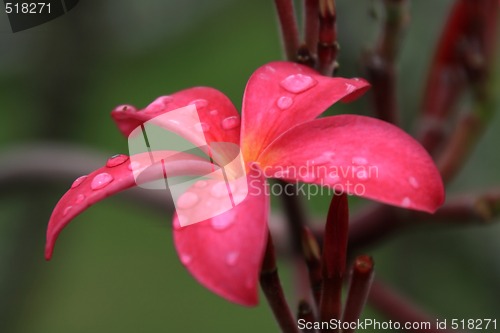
[274,0,300,61]
[341,255,375,333]
[261,231,300,333]
[319,192,348,333]
[317,0,338,75]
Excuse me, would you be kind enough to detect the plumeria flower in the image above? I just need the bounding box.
[46,61,444,306]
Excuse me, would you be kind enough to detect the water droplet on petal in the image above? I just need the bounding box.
[408,176,419,189]
[302,172,316,182]
[128,161,141,171]
[90,173,114,190]
[210,182,228,198]
[71,175,87,189]
[177,192,199,209]
[195,180,208,188]
[313,152,336,164]
[345,83,356,93]
[173,216,183,230]
[189,99,208,109]
[75,194,85,204]
[276,96,293,110]
[356,169,368,180]
[113,104,137,113]
[194,122,210,133]
[401,197,411,208]
[209,109,218,116]
[352,157,368,165]
[146,96,172,113]
[326,174,341,185]
[226,251,239,266]
[63,206,73,216]
[106,154,129,168]
[280,74,317,93]
[211,216,234,230]
[180,254,192,265]
[221,116,240,130]
[265,65,276,73]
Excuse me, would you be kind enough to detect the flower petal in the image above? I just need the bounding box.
[173,170,269,306]
[240,61,370,161]
[45,151,213,260]
[257,115,445,213]
[111,87,241,145]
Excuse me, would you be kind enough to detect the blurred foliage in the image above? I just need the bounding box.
[0,0,499,332]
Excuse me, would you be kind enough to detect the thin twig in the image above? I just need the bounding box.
[304,0,320,57]
[369,279,458,333]
[317,0,338,75]
[274,0,300,61]
[261,231,300,333]
[363,0,409,124]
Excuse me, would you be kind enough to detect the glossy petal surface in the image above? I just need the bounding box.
[46,151,213,260]
[240,61,369,161]
[173,170,269,306]
[112,87,241,146]
[258,115,445,213]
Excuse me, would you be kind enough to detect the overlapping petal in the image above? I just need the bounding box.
[173,169,269,306]
[112,87,241,146]
[240,61,369,161]
[46,151,213,260]
[257,115,445,213]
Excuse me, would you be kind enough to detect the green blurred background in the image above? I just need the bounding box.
[1,0,499,332]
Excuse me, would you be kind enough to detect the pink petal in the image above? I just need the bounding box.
[240,61,369,161]
[46,152,213,260]
[173,170,269,306]
[111,87,241,145]
[257,115,445,213]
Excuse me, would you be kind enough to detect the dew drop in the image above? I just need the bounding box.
[313,151,336,164]
[302,172,317,182]
[209,109,218,116]
[128,161,141,171]
[401,197,412,208]
[356,169,369,180]
[195,180,208,188]
[226,251,239,266]
[326,174,341,185]
[280,74,317,93]
[177,192,199,209]
[173,217,183,230]
[211,216,234,230]
[71,175,87,189]
[265,65,276,73]
[90,173,114,190]
[221,116,241,130]
[345,83,356,94]
[210,182,228,198]
[408,176,420,189]
[75,194,85,204]
[276,96,293,110]
[63,206,73,216]
[194,122,210,133]
[113,104,137,113]
[106,154,129,168]
[180,254,192,265]
[189,99,208,109]
[352,157,368,165]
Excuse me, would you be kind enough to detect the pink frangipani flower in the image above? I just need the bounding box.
[46,61,444,306]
